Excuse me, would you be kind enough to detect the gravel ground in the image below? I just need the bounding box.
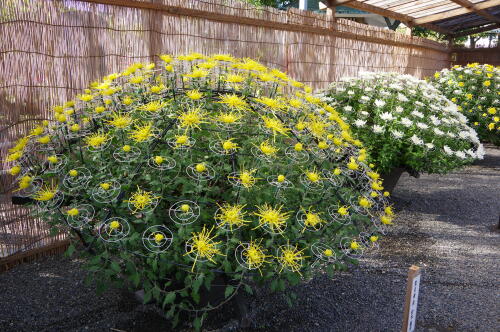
[1,146,499,332]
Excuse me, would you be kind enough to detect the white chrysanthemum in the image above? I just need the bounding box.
[373,125,384,134]
[379,112,393,121]
[354,119,367,127]
[443,145,454,155]
[344,105,353,112]
[401,117,413,127]
[390,130,402,139]
[397,93,408,102]
[411,110,424,118]
[410,135,423,145]
[455,151,467,159]
[433,128,444,136]
[425,143,434,149]
[416,122,429,130]
[374,99,386,108]
[347,90,355,95]
[394,106,404,113]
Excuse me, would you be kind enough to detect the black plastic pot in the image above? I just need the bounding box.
[380,167,405,193]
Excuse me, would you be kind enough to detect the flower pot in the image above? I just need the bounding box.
[381,167,405,193]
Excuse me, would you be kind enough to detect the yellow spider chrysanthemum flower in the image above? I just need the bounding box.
[358,197,372,209]
[177,107,208,130]
[347,157,359,171]
[137,100,168,113]
[126,187,160,213]
[384,205,395,216]
[67,208,79,216]
[159,54,173,63]
[288,98,303,108]
[218,94,249,110]
[9,165,21,176]
[308,119,329,138]
[276,243,307,274]
[261,115,290,136]
[106,112,134,129]
[32,185,58,201]
[211,54,235,62]
[229,168,258,188]
[84,132,109,148]
[222,138,239,153]
[16,175,32,191]
[129,122,155,142]
[337,205,349,216]
[9,137,29,153]
[185,225,224,271]
[380,214,393,225]
[350,240,360,250]
[254,204,290,233]
[186,89,203,100]
[254,97,285,110]
[215,203,250,230]
[225,73,245,84]
[47,155,58,163]
[129,76,145,84]
[259,140,279,156]
[215,111,242,124]
[197,61,217,70]
[149,84,165,94]
[243,239,271,273]
[37,135,51,144]
[304,169,322,183]
[184,69,209,79]
[235,58,267,72]
[78,94,93,102]
[174,134,191,147]
[301,208,326,231]
[29,126,44,136]
[122,96,134,105]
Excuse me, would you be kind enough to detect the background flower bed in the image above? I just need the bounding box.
[432,63,500,146]
[319,72,484,176]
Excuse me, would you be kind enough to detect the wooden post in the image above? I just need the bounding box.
[402,265,421,332]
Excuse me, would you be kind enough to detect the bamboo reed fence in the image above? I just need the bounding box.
[0,0,452,266]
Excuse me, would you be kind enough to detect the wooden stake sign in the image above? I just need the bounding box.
[402,265,421,332]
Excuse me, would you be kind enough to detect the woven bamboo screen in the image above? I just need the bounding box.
[0,0,451,259]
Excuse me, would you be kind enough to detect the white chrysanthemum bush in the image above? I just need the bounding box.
[431,63,500,146]
[5,54,394,329]
[320,72,484,176]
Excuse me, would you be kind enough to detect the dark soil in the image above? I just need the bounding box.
[1,146,499,332]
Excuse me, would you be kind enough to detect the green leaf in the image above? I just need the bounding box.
[65,244,75,257]
[193,316,202,332]
[163,292,176,308]
[224,285,235,298]
[244,284,253,295]
[110,261,121,273]
[270,279,278,292]
[143,290,152,304]
[191,291,200,304]
[130,272,140,287]
[192,274,204,293]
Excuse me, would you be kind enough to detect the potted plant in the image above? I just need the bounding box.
[5,54,394,330]
[319,72,484,192]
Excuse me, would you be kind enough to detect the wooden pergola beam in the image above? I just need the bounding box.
[449,0,500,24]
[452,22,500,37]
[414,0,500,24]
[323,0,452,34]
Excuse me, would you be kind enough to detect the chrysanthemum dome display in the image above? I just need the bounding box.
[5,54,394,328]
[320,72,484,176]
[431,63,500,145]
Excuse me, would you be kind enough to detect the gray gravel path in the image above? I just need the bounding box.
[1,146,499,332]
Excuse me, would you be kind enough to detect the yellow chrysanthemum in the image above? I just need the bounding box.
[129,122,155,142]
[9,165,21,176]
[276,243,307,274]
[215,203,250,230]
[242,239,271,272]
[261,115,290,136]
[32,185,58,201]
[84,132,109,148]
[184,69,209,79]
[215,111,243,124]
[229,168,258,188]
[254,97,285,110]
[106,112,133,129]
[218,94,249,110]
[254,204,290,233]
[259,140,279,156]
[186,89,203,100]
[137,100,168,113]
[222,138,239,153]
[126,187,160,213]
[305,169,322,183]
[185,225,224,271]
[301,208,326,231]
[177,107,208,130]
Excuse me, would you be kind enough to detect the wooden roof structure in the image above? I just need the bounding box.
[325,0,500,36]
